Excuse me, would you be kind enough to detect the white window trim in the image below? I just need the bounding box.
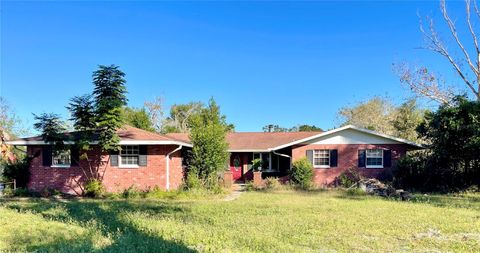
[118,163,140,169]
[51,164,71,168]
[313,149,330,169]
[366,149,384,169]
[119,145,140,168]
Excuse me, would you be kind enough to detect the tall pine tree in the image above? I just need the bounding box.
[92,65,128,152]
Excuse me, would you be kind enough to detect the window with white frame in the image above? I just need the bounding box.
[252,152,272,171]
[52,149,71,167]
[313,149,330,168]
[366,149,383,168]
[120,145,139,166]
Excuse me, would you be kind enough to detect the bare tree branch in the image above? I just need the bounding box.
[144,96,164,133]
[441,0,478,76]
[394,63,455,105]
[466,0,480,56]
[418,3,479,100]
[473,0,480,20]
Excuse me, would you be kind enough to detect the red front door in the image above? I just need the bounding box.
[230,154,243,181]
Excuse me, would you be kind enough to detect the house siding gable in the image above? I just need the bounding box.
[304,129,403,145]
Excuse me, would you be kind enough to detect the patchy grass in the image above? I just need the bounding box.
[1,190,479,252]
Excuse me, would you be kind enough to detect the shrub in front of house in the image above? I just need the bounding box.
[338,168,362,188]
[121,186,143,199]
[264,177,281,191]
[290,158,314,190]
[0,157,31,188]
[84,179,105,198]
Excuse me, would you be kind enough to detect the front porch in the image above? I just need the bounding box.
[228,149,292,183]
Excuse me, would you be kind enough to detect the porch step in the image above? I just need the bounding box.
[232,183,246,192]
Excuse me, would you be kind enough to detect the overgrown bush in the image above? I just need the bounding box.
[338,168,362,188]
[121,186,143,198]
[184,169,203,190]
[0,157,31,188]
[84,179,105,198]
[290,158,314,190]
[264,177,281,191]
[40,187,61,198]
[12,188,32,197]
[345,188,368,196]
[1,187,31,197]
[392,152,443,192]
[188,98,230,190]
[245,181,255,191]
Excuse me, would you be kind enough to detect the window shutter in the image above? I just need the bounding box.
[330,150,338,167]
[42,145,52,167]
[70,146,80,166]
[110,150,119,167]
[383,150,392,167]
[139,145,148,167]
[358,150,366,168]
[306,150,314,165]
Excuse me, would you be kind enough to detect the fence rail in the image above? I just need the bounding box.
[0,179,16,193]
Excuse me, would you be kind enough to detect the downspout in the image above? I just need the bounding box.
[272,150,292,170]
[166,145,182,191]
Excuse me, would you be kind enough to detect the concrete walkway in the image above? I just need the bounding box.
[223,184,246,201]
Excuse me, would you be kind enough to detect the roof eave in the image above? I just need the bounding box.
[228,149,271,152]
[6,140,192,147]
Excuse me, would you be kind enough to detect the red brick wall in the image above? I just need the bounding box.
[26,145,184,195]
[291,144,407,186]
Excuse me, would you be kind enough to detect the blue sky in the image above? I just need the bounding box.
[0,1,469,134]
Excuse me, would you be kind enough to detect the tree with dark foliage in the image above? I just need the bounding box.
[394,96,480,191]
[33,65,128,196]
[92,65,128,152]
[67,94,96,131]
[187,98,229,189]
[33,113,67,152]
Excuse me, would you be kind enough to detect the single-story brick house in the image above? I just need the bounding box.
[168,125,423,185]
[7,125,422,194]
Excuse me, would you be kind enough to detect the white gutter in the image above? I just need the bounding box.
[272,150,292,170]
[165,145,182,191]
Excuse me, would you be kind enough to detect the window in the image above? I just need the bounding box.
[366,149,383,168]
[120,145,139,167]
[252,152,274,171]
[52,149,71,167]
[313,150,330,168]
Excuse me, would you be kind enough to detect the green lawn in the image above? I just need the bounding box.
[1,190,479,253]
